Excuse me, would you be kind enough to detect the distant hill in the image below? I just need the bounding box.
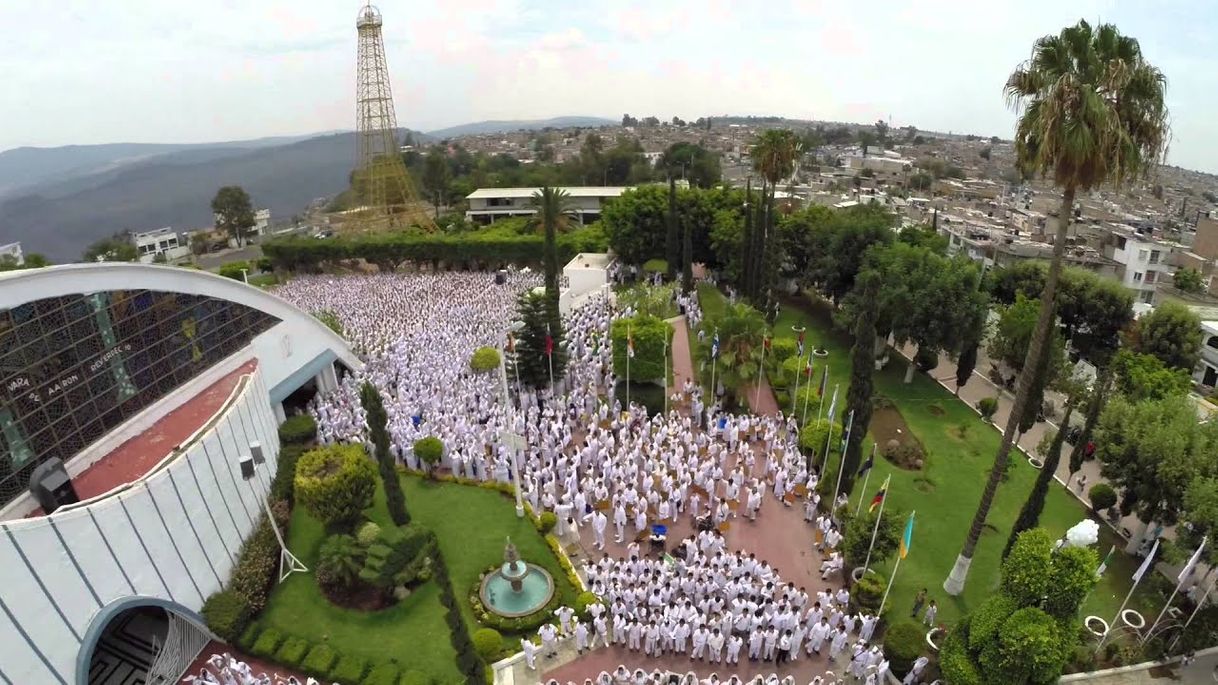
[426,116,615,139]
[0,134,331,199]
[0,132,363,261]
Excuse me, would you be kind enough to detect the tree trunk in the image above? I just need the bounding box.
[904,359,915,384]
[944,185,1076,596]
[1003,401,1076,558]
[1068,362,1113,477]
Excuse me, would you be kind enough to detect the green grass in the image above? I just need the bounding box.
[260,474,579,681]
[696,285,1153,625]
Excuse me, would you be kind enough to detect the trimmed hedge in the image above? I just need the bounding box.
[469,347,501,373]
[883,622,925,675]
[278,414,317,444]
[399,670,434,685]
[200,589,250,642]
[270,444,307,505]
[295,444,377,528]
[228,512,286,614]
[362,662,402,685]
[262,224,608,273]
[251,628,285,659]
[537,511,557,534]
[275,636,310,668]
[329,654,369,683]
[301,644,338,677]
[472,628,503,661]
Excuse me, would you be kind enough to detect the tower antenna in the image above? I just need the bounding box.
[351,4,433,232]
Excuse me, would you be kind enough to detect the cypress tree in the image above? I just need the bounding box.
[1004,399,1078,558]
[741,179,754,296]
[955,341,978,396]
[681,194,694,293]
[665,175,679,282]
[839,270,881,493]
[359,381,410,526]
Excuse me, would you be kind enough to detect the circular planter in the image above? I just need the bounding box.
[1084,615,1109,639]
[1121,609,1146,631]
[812,349,829,358]
[1028,457,1044,470]
[850,567,866,583]
[926,627,945,652]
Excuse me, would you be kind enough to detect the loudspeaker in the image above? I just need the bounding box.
[250,441,265,465]
[239,455,255,480]
[29,458,79,514]
[495,270,507,285]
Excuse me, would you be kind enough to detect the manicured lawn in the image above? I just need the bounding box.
[259,474,579,681]
[696,285,1151,625]
[261,482,460,682]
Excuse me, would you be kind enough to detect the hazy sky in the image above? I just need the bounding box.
[1,1,1214,173]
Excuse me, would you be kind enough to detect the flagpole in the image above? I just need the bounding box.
[626,324,631,410]
[755,335,767,408]
[801,361,814,426]
[830,409,854,518]
[818,383,840,468]
[546,324,555,397]
[816,368,829,424]
[857,444,876,515]
[1098,538,1160,653]
[663,333,669,416]
[878,511,913,618]
[862,468,891,570]
[1168,568,1218,653]
[709,328,718,405]
[1143,537,1207,646]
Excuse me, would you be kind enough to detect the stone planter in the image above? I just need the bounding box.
[1028,457,1044,470]
[926,627,945,652]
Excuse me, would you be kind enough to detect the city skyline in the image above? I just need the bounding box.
[1,0,1215,173]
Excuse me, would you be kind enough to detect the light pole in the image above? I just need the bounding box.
[240,268,249,284]
[239,443,307,582]
[500,323,527,518]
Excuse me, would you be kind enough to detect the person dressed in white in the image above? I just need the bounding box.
[521,638,539,669]
[539,623,559,658]
[591,509,608,550]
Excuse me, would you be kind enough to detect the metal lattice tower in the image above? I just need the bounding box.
[352,3,433,232]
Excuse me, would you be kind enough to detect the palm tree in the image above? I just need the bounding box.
[749,129,802,303]
[943,19,1168,595]
[704,303,768,404]
[531,187,576,314]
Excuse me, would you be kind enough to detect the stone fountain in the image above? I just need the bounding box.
[479,537,555,618]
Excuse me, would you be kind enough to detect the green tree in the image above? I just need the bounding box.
[808,204,895,302]
[580,132,606,184]
[422,148,452,217]
[531,187,576,320]
[857,130,877,157]
[840,270,880,493]
[211,186,256,247]
[82,232,138,262]
[1095,394,1218,530]
[749,129,802,302]
[294,444,377,528]
[1173,267,1204,294]
[665,176,679,281]
[611,315,673,382]
[839,506,902,568]
[360,382,409,526]
[514,290,568,389]
[658,142,722,188]
[0,253,51,270]
[1112,350,1193,400]
[947,18,1169,595]
[701,302,768,403]
[1133,301,1203,372]
[956,341,979,396]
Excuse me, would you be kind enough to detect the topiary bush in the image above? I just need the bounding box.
[250,628,284,659]
[413,437,444,473]
[940,627,983,685]
[978,396,999,420]
[361,663,402,685]
[979,607,1070,684]
[200,590,250,642]
[1044,545,1099,620]
[470,346,501,373]
[275,636,310,668]
[883,622,925,675]
[850,571,886,613]
[300,644,337,677]
[914,346,939,373]
[356,521,382,546]
[1088,482,1117,511]
[770,338,797,363]
[329,655,368,683]
[537,511,558,534]
[472,627,503,662]
[294,444,377,528]
[278,414,317,445]
[798,418,843,458]
[968,595,1019,653]
[1001,528,1053,606]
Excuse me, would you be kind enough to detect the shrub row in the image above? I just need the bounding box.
[431,540,487,684]
[278,414,318,445]
[240,625,435,685]
[262,225,608,274]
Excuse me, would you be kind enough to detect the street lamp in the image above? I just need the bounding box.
[239,444,307,582]
[499,322,527,518]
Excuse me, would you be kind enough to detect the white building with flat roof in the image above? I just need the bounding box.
[0,241,23,265]
[465,187,631,225]
[132,227,191,264]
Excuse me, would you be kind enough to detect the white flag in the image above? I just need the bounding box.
[1133,538,1160,583]
[1178,537,1207,584]
[826,386,839,422]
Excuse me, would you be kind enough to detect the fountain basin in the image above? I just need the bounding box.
[479,564,555,618]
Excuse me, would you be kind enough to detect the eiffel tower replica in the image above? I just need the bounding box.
[348,3,433,232]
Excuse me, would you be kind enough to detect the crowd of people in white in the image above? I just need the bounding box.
[183,652,328,684]
[273,271,904,684]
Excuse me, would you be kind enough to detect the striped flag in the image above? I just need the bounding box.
[899,511,915,559]
[858,452,875,476]
[627,329,635,358]
[1133,538,1160,583]
[868,475,890,513]
[1096,545,1115,579]
[804,357,813,377]
[1178,537,1207,583]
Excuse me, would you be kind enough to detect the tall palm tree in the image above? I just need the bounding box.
[943,19,1168,595]
[531,187,576,316]
[750,130,802,303]
[704,303,768,404]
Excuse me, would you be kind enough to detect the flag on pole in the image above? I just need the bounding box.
[899,511,915,559]
[1178,537,1207,583]
[826,386,839,422]
[711,331,720,359]
[544,325,554,357]
[868,475,890,513]
[797,330,806,357]
[764,336,772,351]
[858,452,875,476]
[804,357,813,377]
[627,328,635,358]
[1133,538,1160,583]
[506,332,515,353]
[818,365,828,396]
[1096,545,1115,579]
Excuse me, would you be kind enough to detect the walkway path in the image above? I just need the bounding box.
[666,315,695,406]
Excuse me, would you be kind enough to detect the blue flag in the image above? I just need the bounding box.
[711,332,720,359]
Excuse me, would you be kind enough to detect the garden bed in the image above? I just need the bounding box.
[870,404,926,470]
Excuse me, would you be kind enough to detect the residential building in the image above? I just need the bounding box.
[465,186,631,225]
[131,227,191,264]
[1195,213,1218,261]
[1198,320,1218,388]
[0,241,23,265]
[1101,224,1180,305]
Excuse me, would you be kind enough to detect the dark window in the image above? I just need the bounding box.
[0,291,279,507]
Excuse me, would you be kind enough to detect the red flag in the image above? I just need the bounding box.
[764,336,772,351]
[804,358,813,377]
[506,332,515,354]
[545,332,554,357]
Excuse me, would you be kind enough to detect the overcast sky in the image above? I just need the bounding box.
[1,1,1214,173]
